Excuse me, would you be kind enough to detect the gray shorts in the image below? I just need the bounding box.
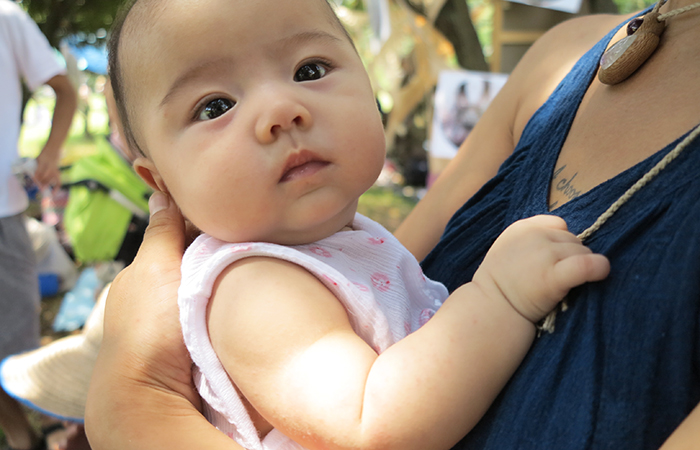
[0,214,40,360]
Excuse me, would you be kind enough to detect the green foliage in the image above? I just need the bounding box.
[340,0,365,9]
[358,186,418,232]
[468,0,494,59]
[18,0,124,47]
[613,0,656,13]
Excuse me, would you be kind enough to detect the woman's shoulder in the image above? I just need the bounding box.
[527,12,635,65]
[507,12,636,142]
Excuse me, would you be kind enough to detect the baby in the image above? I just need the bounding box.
[107,0,610,449]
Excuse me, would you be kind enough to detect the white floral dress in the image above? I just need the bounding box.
[179,213,448,450]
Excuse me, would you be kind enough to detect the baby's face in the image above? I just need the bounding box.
[124,0,386,245]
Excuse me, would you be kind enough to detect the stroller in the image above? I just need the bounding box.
[61,137,151,265]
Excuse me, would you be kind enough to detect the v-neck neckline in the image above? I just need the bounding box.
[511,7,700,227]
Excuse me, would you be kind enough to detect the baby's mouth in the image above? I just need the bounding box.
[279,150,329,183]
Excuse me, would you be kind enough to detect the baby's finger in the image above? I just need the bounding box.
[519,214,570,231]
[551,242,595,262]
[553,253,610,289]
[545,228,586,244]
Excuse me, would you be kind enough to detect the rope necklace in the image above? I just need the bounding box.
[598,0,700,85]
[538,122,700,333]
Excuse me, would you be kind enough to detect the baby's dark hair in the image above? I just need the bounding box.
[107,0,353,158]
[107,0,146,156]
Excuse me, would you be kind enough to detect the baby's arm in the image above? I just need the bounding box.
[207,215,609,450]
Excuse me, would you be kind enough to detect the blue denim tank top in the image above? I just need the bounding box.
[422,8,700,449]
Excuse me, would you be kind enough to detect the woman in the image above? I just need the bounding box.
[85,0,700,448]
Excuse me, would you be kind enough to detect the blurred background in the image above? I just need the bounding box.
[3,0,655,445]
[17,0,655,200]
[13,0,656,343]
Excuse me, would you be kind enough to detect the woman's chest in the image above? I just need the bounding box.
[547,86,700,211]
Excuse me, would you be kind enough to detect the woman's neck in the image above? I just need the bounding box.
[661,0,699,9]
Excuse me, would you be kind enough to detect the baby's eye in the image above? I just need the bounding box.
[197,98,235,121]
[294,63,328,82]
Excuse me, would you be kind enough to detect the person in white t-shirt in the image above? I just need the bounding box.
[0,1,76,449]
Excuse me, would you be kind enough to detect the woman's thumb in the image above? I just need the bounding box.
[148,190,171,217]
[139,191,186,258]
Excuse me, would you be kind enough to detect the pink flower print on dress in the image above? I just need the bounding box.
[370,272,391,292]
[368,237,385,245]
[309,246,332,258]
[419,308,436,327]
[322,274,338,287]
[352,282,370,292]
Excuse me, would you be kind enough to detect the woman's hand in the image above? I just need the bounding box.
[85,192,242,450]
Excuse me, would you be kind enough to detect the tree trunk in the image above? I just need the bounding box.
[434,0,489,71]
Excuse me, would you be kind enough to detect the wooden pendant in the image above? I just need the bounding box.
[598,9,666,85]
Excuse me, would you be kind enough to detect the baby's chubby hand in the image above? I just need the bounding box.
[472,215,610,323]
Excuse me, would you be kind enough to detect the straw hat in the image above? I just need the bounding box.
[0,284,108,423]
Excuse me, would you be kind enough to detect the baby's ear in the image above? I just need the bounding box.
[133,157,168,193]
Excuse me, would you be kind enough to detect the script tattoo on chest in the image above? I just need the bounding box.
[549,165,582,210]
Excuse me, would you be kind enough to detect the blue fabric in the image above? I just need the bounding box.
[422,9,700,450]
